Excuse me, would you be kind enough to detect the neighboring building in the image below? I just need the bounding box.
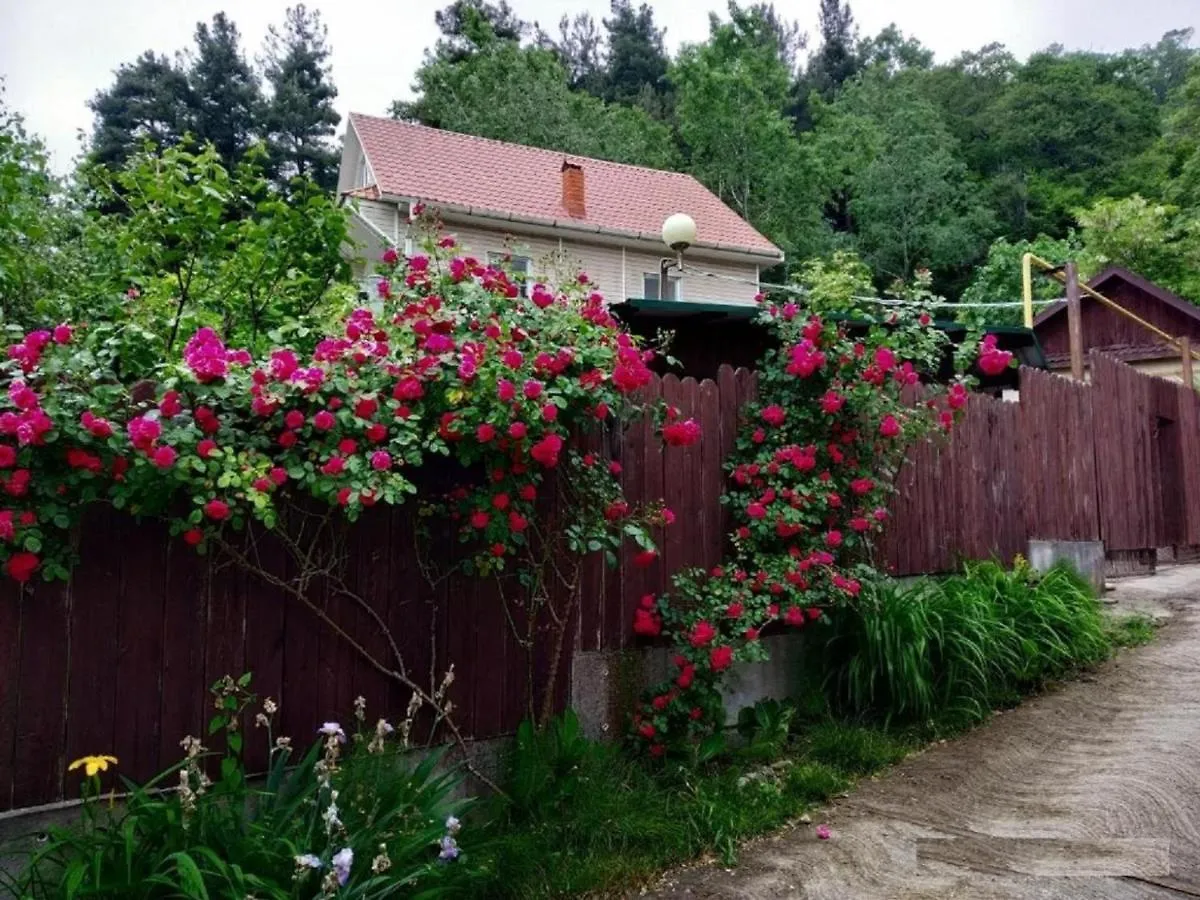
[1034,267,1200,382]
[337,114,783,306]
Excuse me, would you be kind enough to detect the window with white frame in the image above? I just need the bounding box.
[488,252,531,297]
[643,272,681,300]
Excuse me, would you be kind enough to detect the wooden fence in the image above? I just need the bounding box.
[2,353,1197,811]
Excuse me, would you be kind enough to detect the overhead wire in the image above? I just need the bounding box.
[677,263,1062,311]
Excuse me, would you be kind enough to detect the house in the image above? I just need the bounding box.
[1033,267,1200,382]
[337,114,783,307]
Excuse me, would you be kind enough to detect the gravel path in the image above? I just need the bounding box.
[637,566,1200,900]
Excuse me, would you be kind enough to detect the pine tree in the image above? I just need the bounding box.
[602,0,670,113]
[187,13,262,169]
[88,52,193,169]
[261,5,340,190]
[806,0,860,99]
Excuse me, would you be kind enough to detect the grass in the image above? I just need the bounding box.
[451,561,1156,898]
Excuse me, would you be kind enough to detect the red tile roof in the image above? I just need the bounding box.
[348,113,782,259]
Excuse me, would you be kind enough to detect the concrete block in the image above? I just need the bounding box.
[1028,539,1106,594]
[570,633,808,738]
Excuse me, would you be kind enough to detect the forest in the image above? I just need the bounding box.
[8,0,1200,320]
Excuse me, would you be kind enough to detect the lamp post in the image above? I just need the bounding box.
[659,213,697,301]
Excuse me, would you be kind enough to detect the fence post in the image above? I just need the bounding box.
[1182,336,1194,390]
[1066,261,1084,381]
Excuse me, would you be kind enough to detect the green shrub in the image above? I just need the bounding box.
[1,676,472,898]
[818,560,1112,725]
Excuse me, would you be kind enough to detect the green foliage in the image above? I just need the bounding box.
[672,8,827,259]
[1,677,471,898]
[0,92,62,328]
[395,36,677,169]
[818,561,1113,725]
[736,698,795,759]
[1076,194,1200,300]
[73,143,350,370]
[957,234,1084,327]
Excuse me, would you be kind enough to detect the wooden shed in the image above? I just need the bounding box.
[1034,267,1200,382]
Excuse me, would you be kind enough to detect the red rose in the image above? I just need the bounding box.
[490,542,506,557]
[6,551,39,582]
[152,446,177,469]
[530,433,563,467]
[825,530,843,548]
[252,477,271,492]
[491,493,510,510]
[541,404,558,422]
[689,620,716,648]
[676,664,695,689]
[53,324,73,344]
[709,645,734,672]
[338,438,357,455]
[370,451,392,471]
[509,422,527,440]
[746,502,766,519]
[471,510,490,529]
[632,608,662,636]
[354,396,378,419]
[879,415,901,438]
[321,456,346,475]
[337,488,353,506]
[662,419,701,447]
[633,549,657,568]
[203,499,230,520]
[313,410,335,431]
[508,511,528,532]
[523,379,543,399]
[760,405,786,426]
[270,467,288,485]
[850,516,870,532]
[638,723,656,739]
[785,606,806,627]
[183,528,204,546]
[284,410,305,429]
[652,695,669,711]
[159,391,182,418]
[278,431,298,448]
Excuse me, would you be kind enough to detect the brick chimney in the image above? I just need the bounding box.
[561,161,586,218]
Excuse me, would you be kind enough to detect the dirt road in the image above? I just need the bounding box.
[639,567,1200,900]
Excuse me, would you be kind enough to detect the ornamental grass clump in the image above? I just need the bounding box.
[1,675,476,899]
[818,560,1110,725]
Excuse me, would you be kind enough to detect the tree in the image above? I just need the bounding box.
[673,10,827,259]
[724,2,806,77]
[810,73,995,284]
[187,13,263,169]
[0,90,66,327]
[1075,194,1200,300]
[807,0,860,98]
[957,234,1083,326]
[602,0,671,113]
[1120,28,1197,103]
[395,33,678,169]
[987,49,1160,236]
[857,24,933,75]
[261,5,341,190]
[88,52,194,169]
[541,12,606,95]
[433,0,528,61]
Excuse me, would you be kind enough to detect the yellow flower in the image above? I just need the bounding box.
[69,755,118,777]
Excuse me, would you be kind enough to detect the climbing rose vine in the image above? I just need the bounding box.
[632,287,991,757]
[0,227,668,585]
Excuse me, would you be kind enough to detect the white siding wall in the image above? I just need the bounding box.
[356,198,400,243]
[623,250,759,304]
[426,219,763,305]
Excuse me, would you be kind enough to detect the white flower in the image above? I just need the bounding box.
[445,815,461,834]
[332,847,354,886]
[438,835,460,861]
[318,722,346,742]
[294,853,322,869]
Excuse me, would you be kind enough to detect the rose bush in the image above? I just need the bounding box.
[0,221,666,586]
[631,280,993,757]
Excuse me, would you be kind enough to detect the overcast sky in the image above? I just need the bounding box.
[1,0,1196,173]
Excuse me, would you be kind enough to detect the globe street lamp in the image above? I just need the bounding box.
[659,213,697,300]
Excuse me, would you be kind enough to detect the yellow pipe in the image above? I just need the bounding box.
[1021,253,1034,328]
